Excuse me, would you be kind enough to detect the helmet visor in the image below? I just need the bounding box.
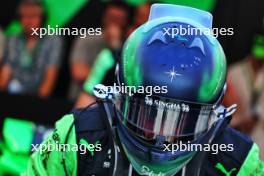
[114,95,214,143]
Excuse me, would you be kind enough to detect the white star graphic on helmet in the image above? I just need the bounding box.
[165,66,181,82]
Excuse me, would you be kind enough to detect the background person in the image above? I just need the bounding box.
[126,2,151,37]
[224,33,264,159]
[224,34,264,133]
[68,1,128,101]
[75,23,123,108]
[0,0,63,98]
[74,2,151,108]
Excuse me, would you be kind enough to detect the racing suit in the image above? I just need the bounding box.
[26,101,264,176]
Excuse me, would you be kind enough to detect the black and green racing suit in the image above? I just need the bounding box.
[26,101,264,176]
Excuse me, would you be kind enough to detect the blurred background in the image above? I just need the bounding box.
[0,0,263,175]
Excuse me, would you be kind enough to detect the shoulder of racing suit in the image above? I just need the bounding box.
[26,111,77,176]
[26,103,116,176]
[72,103,122,176]
[201,126,264,176]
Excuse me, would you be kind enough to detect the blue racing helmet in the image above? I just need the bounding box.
[114,4,227,176]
